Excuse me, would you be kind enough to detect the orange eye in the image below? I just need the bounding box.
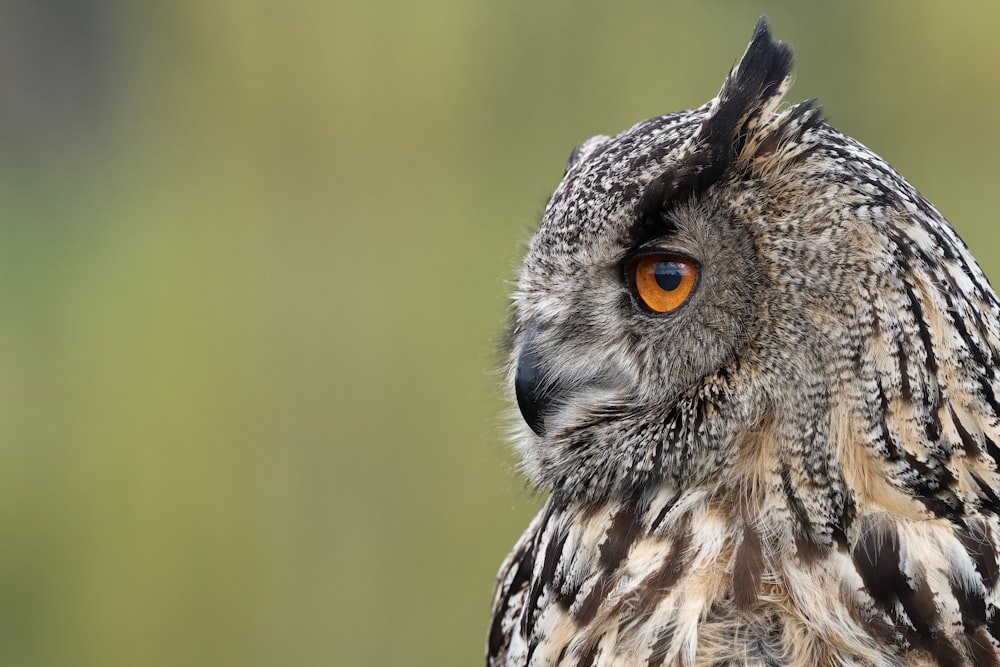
[629,253,698,313]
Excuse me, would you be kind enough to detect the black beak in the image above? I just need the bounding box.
[515,325,557,436]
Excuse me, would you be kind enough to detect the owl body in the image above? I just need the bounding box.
[489,19,1000,667]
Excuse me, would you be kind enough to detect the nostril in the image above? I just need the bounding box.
[515,326,548,436]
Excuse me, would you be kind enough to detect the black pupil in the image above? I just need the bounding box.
[653,261,683,291]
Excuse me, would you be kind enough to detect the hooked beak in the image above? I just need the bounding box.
[514,325,561,436]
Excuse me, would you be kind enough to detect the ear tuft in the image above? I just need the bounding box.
[696,17,794,170]
[639,18,795,218]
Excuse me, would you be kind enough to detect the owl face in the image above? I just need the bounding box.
[513,121,762,435]
[507,31,817,501]
[506,18,1000,517]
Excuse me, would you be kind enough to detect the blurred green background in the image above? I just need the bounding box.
[0,1,997,665]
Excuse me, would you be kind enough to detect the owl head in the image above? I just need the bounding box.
[508,18,1000,544]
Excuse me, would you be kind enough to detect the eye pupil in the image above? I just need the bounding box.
[654,262,683,291]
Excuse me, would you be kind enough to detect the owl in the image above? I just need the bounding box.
[487,17,1000,667]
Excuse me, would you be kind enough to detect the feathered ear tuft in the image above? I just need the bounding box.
[702,17,794,146]
[639,18,794,220]
[693,17,794,178]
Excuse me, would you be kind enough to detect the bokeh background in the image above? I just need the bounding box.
[0,1,998,665]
